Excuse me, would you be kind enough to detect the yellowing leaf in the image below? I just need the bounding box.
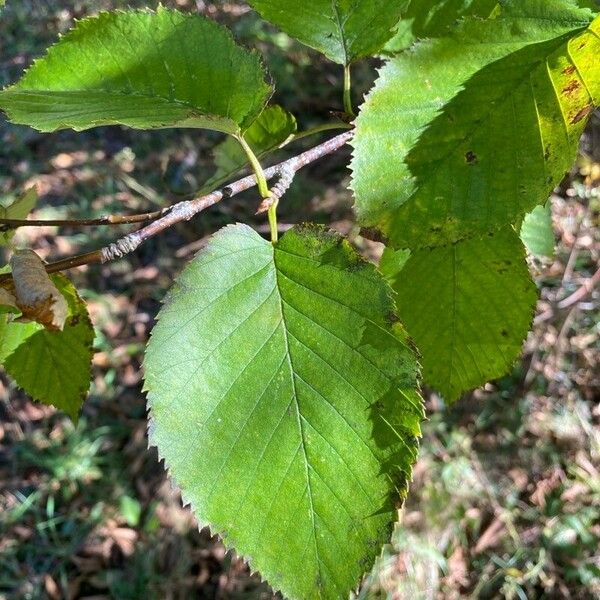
[352,1,600,249]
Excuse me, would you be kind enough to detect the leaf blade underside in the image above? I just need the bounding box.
[248,0,407,64]
[0,8,272,134]
[0,187,38,246]
[520,203,556,259]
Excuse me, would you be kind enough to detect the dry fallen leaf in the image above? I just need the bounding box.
[9,249,68,330]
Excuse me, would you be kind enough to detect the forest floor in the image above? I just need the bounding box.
[0,2,599,599]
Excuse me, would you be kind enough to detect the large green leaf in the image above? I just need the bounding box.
[0,187,37,246]
[145,224,423,600]
[389,227,538,403]
[520,203,555,259]
[0,275,94,420]
[200,105,296,194]
[248,0,407,64]
[0,8,272,134]
[352,1,600,249]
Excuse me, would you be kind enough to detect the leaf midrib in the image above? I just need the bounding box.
[331,1,348,65]
[7,87,208,113]
[3,88,241,132]
[271,245,325,599]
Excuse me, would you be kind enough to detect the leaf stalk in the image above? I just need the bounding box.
[343,65,355,117]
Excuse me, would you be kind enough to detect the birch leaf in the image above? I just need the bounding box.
[145,223,424,600]
[0,8,272,134]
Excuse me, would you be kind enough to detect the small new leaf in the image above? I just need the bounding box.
[520,203,555,259]
[0,8,272,134]
[0,187,38,245]
[10,249,68,330]
[248,0,407,64]
[391,227,538,403]
[145,223,423,600]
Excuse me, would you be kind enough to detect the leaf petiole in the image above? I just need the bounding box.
[236,133,279,242]
[343,65,355,117]
[236,134,270,198]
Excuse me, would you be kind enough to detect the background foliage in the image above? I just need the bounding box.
[0,1,598,599]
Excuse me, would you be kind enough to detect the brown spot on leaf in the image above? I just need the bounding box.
[570,105,594,125]
[562,80,580,96]
[562,65,576,76]
[465,151,478,165]
[359,227,387,244]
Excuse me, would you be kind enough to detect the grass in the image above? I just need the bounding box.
[361,389,600,599]
[0,1,599,599]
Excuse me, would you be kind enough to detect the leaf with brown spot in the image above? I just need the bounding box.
[352,3,600,249]
[570,104,594,124]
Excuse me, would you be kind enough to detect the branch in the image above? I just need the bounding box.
[40,130,354,274]
[534,264,600,324]
[557,265,600,309]
[0,123,352,233]
[0,209,167,231]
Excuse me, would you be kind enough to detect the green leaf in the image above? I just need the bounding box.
[248,0,407,65]
[403,0,498,37]
[352,1,600,249]
[520,203,555,259]
[392,227,538,403]
[0,317,37,361]
[0,187,37,245]
[385,0,498,53]
[578,0,599,12]
[0,8,272,134]
[200,105,296,194]
[0,275,95,420]
[145,224,423,600]
[379,247,411,288]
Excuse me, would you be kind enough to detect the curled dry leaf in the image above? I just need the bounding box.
[9,249,68,330]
